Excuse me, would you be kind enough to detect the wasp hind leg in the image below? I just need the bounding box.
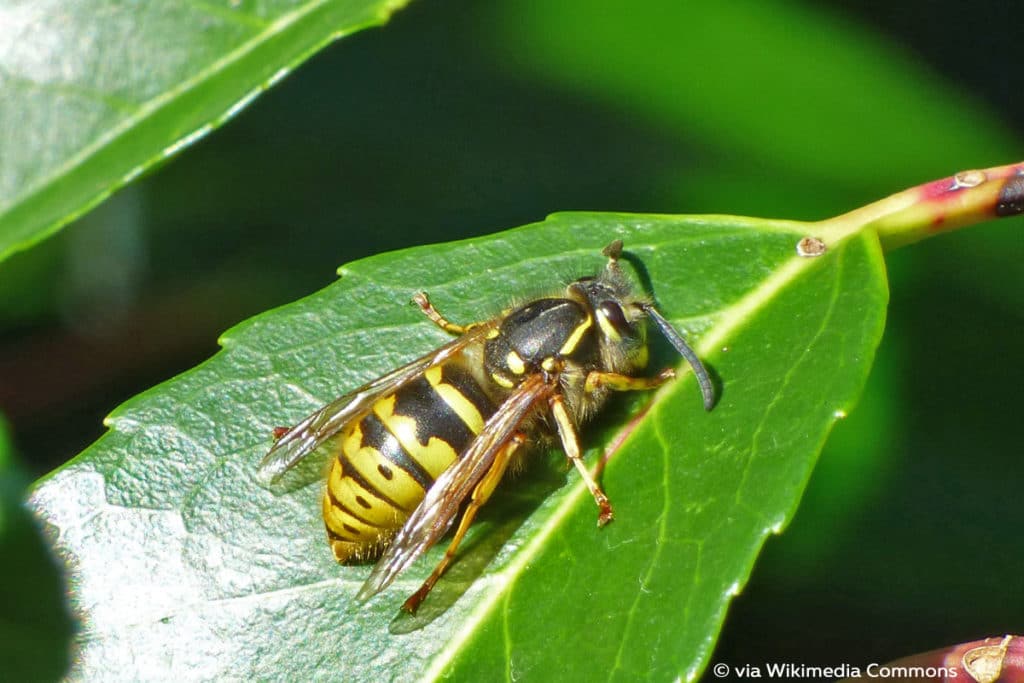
[401,432,526,614]
[549,394,614,527]
[412,291,481,336]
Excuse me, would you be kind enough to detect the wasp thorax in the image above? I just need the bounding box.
[483,297,600,388]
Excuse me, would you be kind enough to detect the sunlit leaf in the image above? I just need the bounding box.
[30,212,887,679]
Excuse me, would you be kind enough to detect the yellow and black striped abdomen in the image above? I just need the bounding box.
[323,361,497,562]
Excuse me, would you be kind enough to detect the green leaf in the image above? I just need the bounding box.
[486,0,1014,190]
[0,0,410,263]
[28,213,886,679]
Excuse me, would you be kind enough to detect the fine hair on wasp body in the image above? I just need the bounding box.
[257,240,715,614]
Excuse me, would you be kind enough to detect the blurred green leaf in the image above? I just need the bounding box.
[0,419,15,535]
[485,0,1017,207]
[0,419,74,682]
[29,213,886,679]
[0,0,410,263]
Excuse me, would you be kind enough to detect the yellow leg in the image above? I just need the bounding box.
[584,367,675,394]
[549,394,614,526]
[401,432,525,614]
[412,291,474,335]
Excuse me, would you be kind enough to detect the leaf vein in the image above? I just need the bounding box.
[609,416,673,677]
[733,250,846,515]
[0,64,139,115]
[184,0,271,30]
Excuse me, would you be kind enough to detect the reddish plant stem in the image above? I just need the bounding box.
[823,161,1024,250]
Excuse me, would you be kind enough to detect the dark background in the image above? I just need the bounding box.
[1,0,1021,677]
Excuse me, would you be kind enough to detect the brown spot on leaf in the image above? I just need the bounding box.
[796,236,827,257]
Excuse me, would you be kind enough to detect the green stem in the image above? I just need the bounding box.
[821,161,1024,250]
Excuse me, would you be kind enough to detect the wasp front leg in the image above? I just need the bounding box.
[412,291,482,336]
[401,432,527,614]
[584,367,676,393]
[549,394,614,527]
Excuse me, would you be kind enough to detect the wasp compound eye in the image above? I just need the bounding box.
[597,300,632,339]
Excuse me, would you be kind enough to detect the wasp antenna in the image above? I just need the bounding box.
[602,239,624,262]
[640,304,716,411]
[602,240,626,281]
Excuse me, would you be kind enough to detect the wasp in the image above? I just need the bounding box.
[257,240,715,613]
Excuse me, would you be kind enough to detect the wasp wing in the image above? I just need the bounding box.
[356,373,553,602]
[256,321,497,488]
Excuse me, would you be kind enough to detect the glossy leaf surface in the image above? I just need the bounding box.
[29,213,887,679]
